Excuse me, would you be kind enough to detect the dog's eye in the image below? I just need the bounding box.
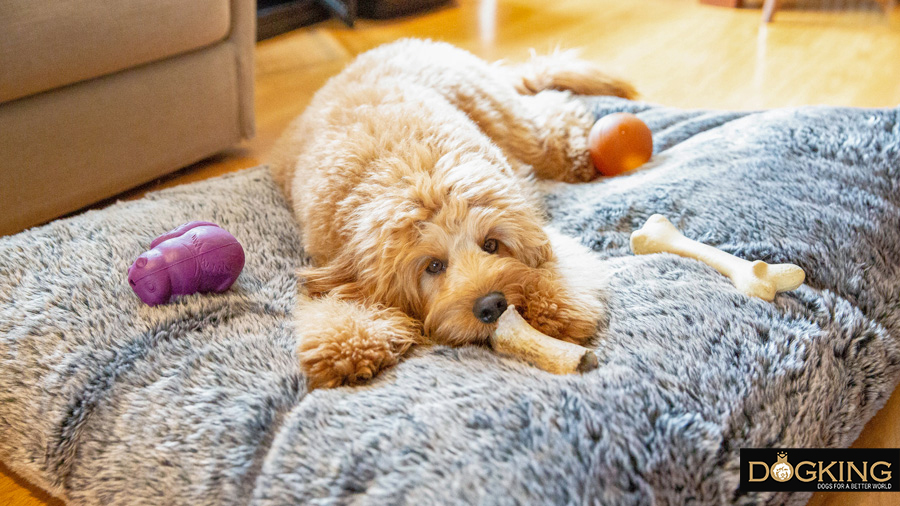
[482,238,499,254]
[426,259,445,274]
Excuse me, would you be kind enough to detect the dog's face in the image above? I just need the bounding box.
[302,160,600,345]
[404,189,556,345]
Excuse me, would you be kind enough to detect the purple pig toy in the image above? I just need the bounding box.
[128,221,245,306]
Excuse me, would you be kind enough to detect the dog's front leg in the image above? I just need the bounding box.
[293,294,423,389]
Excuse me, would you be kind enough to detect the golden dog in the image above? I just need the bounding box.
[270,39,634,388]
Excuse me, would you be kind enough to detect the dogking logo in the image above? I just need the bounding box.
[770,452,793,482]
[741,448,900,492]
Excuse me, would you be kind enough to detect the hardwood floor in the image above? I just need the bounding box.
[2,0,899,504]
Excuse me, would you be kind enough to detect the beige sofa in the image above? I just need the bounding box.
[0,0,256,236]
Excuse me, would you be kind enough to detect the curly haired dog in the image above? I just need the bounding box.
[269,39,635,388]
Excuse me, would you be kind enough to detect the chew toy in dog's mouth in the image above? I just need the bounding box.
[489,305,598,374]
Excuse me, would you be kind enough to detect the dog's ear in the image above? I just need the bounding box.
[535,239,555,267]
[298,256,368,300]
[516,224,556,268]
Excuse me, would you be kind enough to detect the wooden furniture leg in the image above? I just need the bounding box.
[762,0,780,22]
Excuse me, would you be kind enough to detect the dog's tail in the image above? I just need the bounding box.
[504,49,637,99]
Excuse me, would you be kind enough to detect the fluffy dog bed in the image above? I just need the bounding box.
[1,98,899,505]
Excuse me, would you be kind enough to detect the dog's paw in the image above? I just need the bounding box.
[565,149,598,183]
[297,322,398,389]
[294,297,419,389]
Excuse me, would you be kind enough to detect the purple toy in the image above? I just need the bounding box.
[128,221,245,306]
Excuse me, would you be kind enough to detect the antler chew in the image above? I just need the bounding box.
[490,305,599,374]
[630,214,805,301]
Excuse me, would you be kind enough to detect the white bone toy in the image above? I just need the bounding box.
[630,214,805,301]
[491,306,598,375]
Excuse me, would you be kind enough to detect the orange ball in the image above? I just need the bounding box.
[588,112,653,177]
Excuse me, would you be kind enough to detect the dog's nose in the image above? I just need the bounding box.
[473,292,507,324]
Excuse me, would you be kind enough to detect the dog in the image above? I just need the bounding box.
[269,39,635,388]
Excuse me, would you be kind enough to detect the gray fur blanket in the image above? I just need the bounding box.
[1,98,899,505]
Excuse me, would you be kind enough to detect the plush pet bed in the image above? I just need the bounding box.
[1,98,899,506]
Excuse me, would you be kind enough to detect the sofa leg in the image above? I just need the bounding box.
[762,0,780,23]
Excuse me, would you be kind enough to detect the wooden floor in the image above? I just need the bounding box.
[3,0,900,504]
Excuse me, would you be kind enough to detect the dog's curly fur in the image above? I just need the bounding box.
[269,39,635,388]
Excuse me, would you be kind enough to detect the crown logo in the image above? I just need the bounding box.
[771,452,793,482]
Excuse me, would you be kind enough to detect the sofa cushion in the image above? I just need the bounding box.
[0,43,243,237]
[0,0,231,103]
